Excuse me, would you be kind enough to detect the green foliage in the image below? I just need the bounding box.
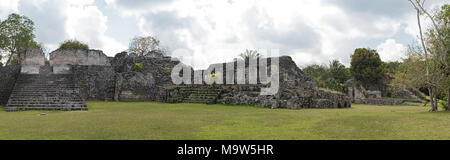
[303,60,350,93]
[317,87,344,95]
[209,73,219,86]
[238,49,261,61]
[329,60,351,84]
[0,13,41,66]
[437,4,450,24]
[390,48,427,94]
[9,54,19,66]
[164,67,171,75]
[383,61,402,75]
[58,39,89,50]
[350,48,385,84]
[134,62,143,72]
[129,36,162,57]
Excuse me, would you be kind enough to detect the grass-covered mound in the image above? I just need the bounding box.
[0,102,448,140]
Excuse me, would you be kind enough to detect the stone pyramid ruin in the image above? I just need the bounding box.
[0,48,351,111]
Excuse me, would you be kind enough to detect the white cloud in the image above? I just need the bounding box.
[376,39,406,62]
[106,0,419,68]
[3,0,446,66]
[12,0,126,55]
[0,0,19,19]
[403,0,449,41]
[64,3,126,55]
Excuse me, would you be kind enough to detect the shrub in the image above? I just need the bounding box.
[59,39,89,50]
[164,67,171,75]
[134,62,143,72]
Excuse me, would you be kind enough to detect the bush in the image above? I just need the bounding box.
[134,62,143,72]
[164,67,171,75]
[59,39,89,50]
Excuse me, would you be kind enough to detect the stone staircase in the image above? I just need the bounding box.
[181,88,222,104]
[5,66,87,111]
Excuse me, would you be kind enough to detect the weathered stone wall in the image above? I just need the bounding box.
[5,49,352,109]
[20,48,45,66]
[346,79,423,105]
[114,72,156,101]
[0,66,21,105]
[392,88,426,100]
[65,51,179,102]
[50,48,111,66]
[19,49,45,74]
[167,56,351,109]
[111,52,179,86]
[72,65,116,101]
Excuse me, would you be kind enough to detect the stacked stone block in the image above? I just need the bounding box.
[5,70,87,111]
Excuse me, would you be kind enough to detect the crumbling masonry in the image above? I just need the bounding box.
[0,48,350,111]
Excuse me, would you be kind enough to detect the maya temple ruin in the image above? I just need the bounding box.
[0,48,351,111]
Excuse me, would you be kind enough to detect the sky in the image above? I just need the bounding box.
[0,0,448,69]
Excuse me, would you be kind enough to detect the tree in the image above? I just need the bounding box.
[239,49,261,61]
[303,60,350,92]
[350,48,385,85]
[425,4,450,110]
[329,60,350,84]
[391,46,427,98]
[129,36,162,57]
[0,13,41,66]
[407,1,449,111]
[383,61,402,75]
[303,64,329,88]
[58,39,89,50]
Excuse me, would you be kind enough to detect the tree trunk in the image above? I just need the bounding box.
[447,87,450,110]
[429,87,438,112]
[5,53,12,66]
[5,51,17,66]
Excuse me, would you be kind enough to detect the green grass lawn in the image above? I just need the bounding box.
[0,102,449,140]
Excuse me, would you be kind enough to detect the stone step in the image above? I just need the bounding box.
[183,100,212,104]
[9,99,84,102]
[12,90,80,92]
[10,95,82,97]
[179,88,222,104]
[12,88,79,90]
[189,93,218,96]
[15,83,76,85]
[185,96,216,100]
[12,89,79,92]
[9,95,83,98]
[8,98,84,101]
[15,84,76,86]
[183,91,221,95]
[16,79,75,81]
[10,93,81,96]
[5,107,88,112]
[6,73,88,111]
[8,103,86,106]
[188,94,217,97]
[7,104,87,108]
